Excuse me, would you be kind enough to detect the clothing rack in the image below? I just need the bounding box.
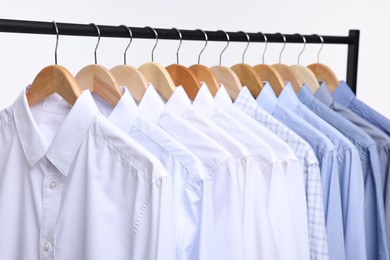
[0,18,360,94]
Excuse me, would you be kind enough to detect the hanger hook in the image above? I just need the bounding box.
[197,29,208,64]
[172,28,182,64]
[258,32,268,64]
[52,20,59,65]
[312,34,324,63]
[276,32,286,64]
[120,25,133,65]
[145,26,158,62]
[296,33,307,65]
[218,30,230,65]
[90,23,100,64]
[238,31,250,63]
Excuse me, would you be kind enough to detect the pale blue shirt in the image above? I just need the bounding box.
[315,83,390,260]
[333,81,390,136]
[257,83,345,260]
[279,84,366,260]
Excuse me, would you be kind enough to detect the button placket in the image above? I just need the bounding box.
[39,160,63,260]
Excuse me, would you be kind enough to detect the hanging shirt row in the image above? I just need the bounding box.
[1,68,390,260]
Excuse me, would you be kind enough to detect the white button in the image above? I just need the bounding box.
[49,181,57,189]
[43,241,52,251]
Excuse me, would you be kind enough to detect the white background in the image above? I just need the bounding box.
[0,0,389,117]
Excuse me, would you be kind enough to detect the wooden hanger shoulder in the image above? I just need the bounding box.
[272,64,303,93]
[231,63,264,98]
[165,64,201,100]
[290,65,320,93]
[139,62,176,100]
[307,63,339,92]
[253,64,285,96]
[110,65,148,102]
[210,65,242,100]
[189,64,220,96]
[75,64,121,107]
[27,65,82,106]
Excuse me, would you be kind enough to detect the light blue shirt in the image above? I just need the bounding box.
[256,83,345,260]
[311,83,389,260]
[279,84,366,260]
[333,81,390,136]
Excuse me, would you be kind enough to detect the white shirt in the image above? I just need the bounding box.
[166,86,280,260]
[139,86,245,260]
[192,85,309,260]
[93,88,214,260]
[214,85,311,259]
[0,89,174,260]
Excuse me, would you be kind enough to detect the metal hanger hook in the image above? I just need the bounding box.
[52,20,59,65]
[218,30,230,65]
[90,23,100,64]
[296,33,307,65]
[312,34,324,63]
[258,32,268,64]
[238,31,250,63]
[120,25,133,65]
[276,32,286,64]
[197,29,208,64]
[172,28,182,64]
[145,26,158,62]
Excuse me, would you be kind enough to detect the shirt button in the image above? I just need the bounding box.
[43,241,52,251]
[49,181,57,189]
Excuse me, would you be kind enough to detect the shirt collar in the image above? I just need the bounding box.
[332,80,355,107]
[107,87,139,134]
[255,82,278,113]
[192,84,217,117]
[314,81,334,107]
[277,82,300,110]
[297,84,316,105]
[138,84,166,124]
[165,85,192,116]
[14,88,99,176]
[214,84,233,110]
[234,87,261,115]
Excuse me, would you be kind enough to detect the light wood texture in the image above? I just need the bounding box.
[290,65,320,93]
[27,65,82,106]
[165,64,201,100]
[272,64,303,93]
[189,64,220,96]
[210,65,242,100]
[307,63,339,93]
[253,64,285,96]
[231,64,264,98]
[75,64,121,107]
[139,62,176,100]
[110,65,148,102]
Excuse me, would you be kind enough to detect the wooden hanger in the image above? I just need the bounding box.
[139,62,176,100]
[26,21,82,106]
[27,65,82,106]
[290,65,320,93]
[231,32,264,98]
[165,28,201,100]
[252,32,285,96]
[209,31,243,100]
[211,65,242,100]
[270,33,303,94]
[138,27,176,100]
[289,33,320,93]
[75,23,121,107]
[272,64,303,93]
[110,25,148,102]
[307,34,339,92]
[188,29,220,96]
